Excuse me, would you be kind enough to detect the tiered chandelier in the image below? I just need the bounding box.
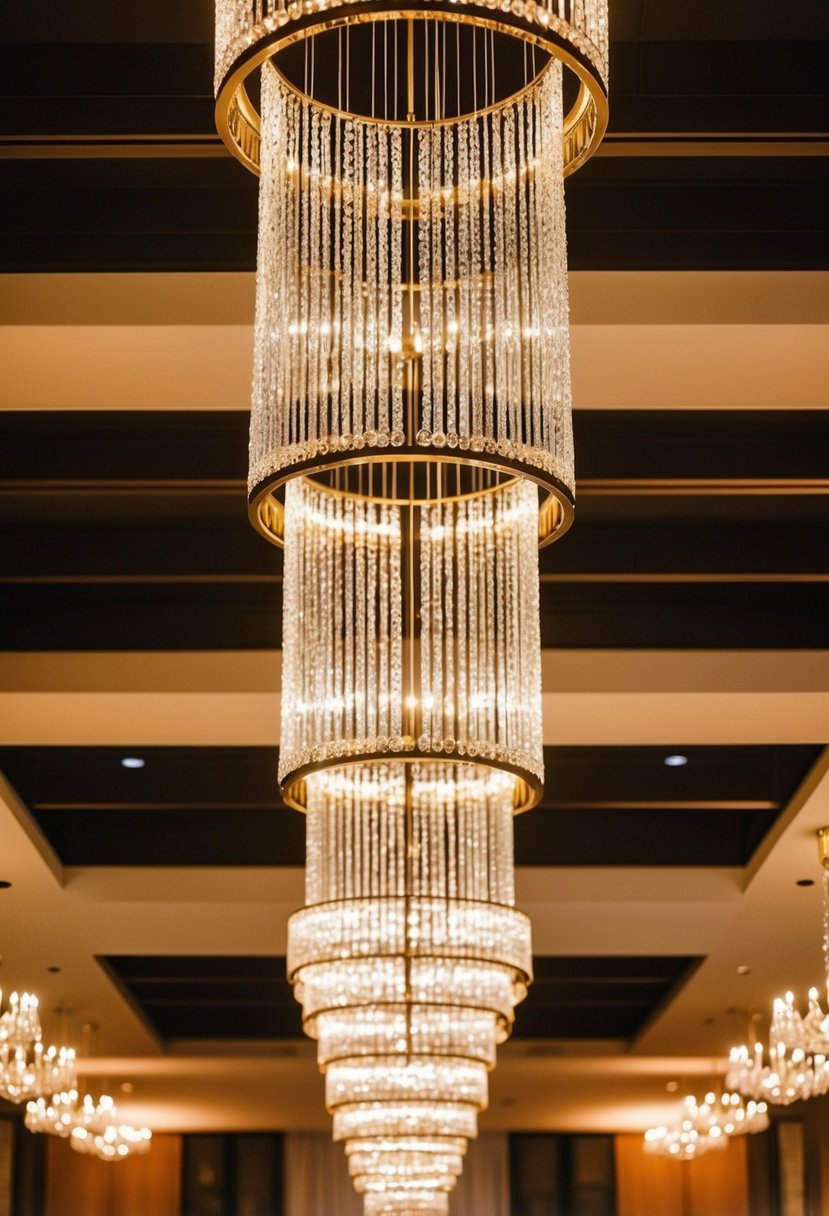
[215,0,608,1207]
[727,828,829,1107]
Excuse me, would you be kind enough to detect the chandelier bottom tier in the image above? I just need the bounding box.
[288,759,532,1208]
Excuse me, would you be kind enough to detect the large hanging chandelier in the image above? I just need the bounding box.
[215,0,608,1208]
[727,827,829,1107]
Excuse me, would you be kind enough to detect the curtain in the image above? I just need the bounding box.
[284,1132,510,1216]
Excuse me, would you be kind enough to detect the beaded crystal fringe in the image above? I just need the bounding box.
[279,478,543,794]
[250,62,573,498]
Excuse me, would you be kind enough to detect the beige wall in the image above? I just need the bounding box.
[44,1133,181,1216]
[616,1134,749,1216]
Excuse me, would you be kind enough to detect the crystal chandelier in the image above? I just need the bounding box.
[71,1094,153,1162]
[18,1014,154,1160]
[727,827,829,1107]
[0,991,76,1106]
[643,1094,729,1161]
[643,1087,768,1162]
[214,0,608,1207]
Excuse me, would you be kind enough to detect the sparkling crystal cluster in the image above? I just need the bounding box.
[643,1089,768,1161]
[280,477,543,800]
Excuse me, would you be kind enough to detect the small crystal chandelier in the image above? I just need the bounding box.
[643,1086,768,1162]
[644,1096,729,1161]
[727,827,829,1107]
[71,1094,152,1162]
[0,992,76,1106]
[19,1015,154,1160]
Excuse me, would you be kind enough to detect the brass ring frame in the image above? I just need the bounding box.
[251,452,574,549]
[215,3,608,177]
[281,748,543,815]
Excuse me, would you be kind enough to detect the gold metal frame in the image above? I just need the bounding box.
[251,453,574,548]
[281,750,542,815]
[216,4,609,178]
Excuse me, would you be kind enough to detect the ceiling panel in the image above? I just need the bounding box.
[2,745,818,868]
[100,952,703,1043]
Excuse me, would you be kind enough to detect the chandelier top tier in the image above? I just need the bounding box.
[215,0,608,174]
[279,475,543,812]
[219,12,587,547]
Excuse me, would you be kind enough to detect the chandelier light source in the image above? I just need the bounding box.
[215,0,608,1207]
[643,1088,768,1162]
[727,827,829,1107]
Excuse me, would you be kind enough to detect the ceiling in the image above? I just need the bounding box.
[0,0,828,1137]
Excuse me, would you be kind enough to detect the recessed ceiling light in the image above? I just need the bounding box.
[0,881,11,890]
[666,1081,678,1093]
[120,1082,134,1094]
[120,757,145,769]
[736,965,751,976]
[663,754,688,767]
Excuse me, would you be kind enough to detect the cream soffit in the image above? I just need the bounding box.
[1,272,827,412]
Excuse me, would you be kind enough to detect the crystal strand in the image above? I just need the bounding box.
[467,497,480,745]
[523,480,543,777]
[321,488,334,749]
[280,481,300,769]
[341,118,355,439]
[506,487,521,751]
[504,102,520,443]
[481,114,494,444]
[378,507,390,740]
[308,104,322,444]
[432,504,444,751]
[443,500,455,746]
[357,498,368,743]
[333,487,345,749]
[527,91,542,451]
[352,121,366,439]
[456,498,468,752]
[389,503,403,742]
[333,114,344,438]
[446,774,457,900]
[419,503,433,748]
[319,111,333,432]
[417,128,433,435]
[430,124,445,438]
[517,98,533,448]
[492,109,507,445]
[390,127,404,438]
[288,92,302,450]
[344,496,355,741]
[457,116,471,442]
[376,128,390,438]
[299,98,312,444]
[365,124,378,435]
[484,494,496,747]
[443,123,457,441]
[494,490,507,747]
